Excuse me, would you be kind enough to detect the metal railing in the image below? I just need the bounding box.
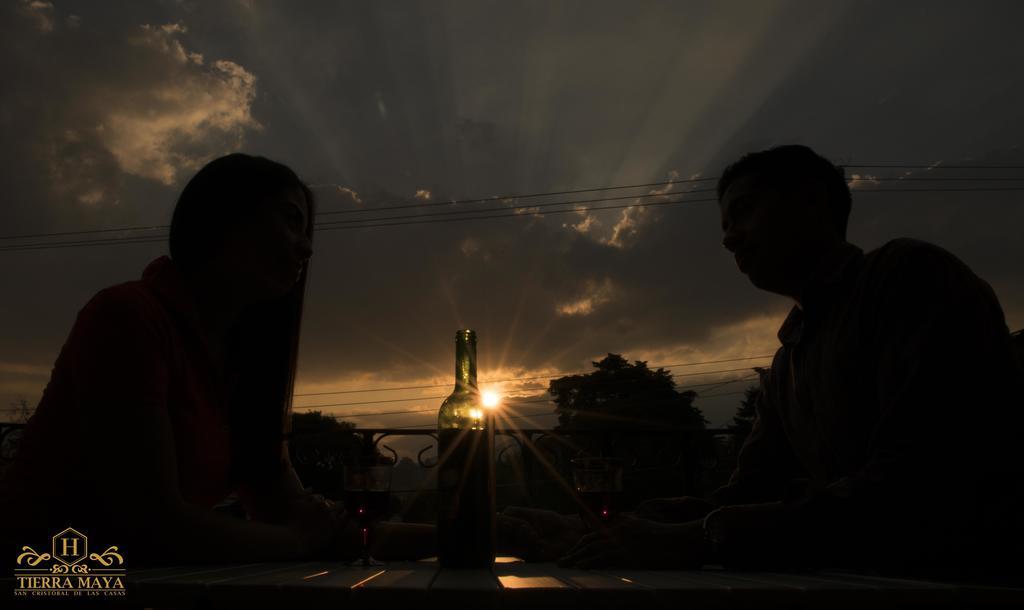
[291,426,745,520]
[1,421,746,520]
[0,421,24,463]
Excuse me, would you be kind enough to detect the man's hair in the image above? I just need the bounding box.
[717,145,852,237]
[169,153,315,272]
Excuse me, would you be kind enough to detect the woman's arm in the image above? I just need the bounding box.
[86,387,340,563]
[93,395,350,563]
[151,502,307,562]
[236,460,436,561]
[235,449,308,523]
[368,522,436,561]
[71,290,336,563]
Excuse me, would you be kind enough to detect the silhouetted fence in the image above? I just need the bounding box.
[0,421,746,522]
[291,426,745,522]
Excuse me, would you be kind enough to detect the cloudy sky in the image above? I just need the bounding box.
[2,0,1023,431]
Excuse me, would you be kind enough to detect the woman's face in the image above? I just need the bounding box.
[221,185,314,302]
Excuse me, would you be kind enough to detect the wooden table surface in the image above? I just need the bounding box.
[56,558,1016,608]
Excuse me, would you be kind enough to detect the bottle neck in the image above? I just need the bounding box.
[454,332,478,393]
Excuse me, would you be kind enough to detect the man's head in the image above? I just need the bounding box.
[717,145,851,297]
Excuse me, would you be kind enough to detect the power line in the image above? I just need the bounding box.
[851,177,1024,181]
[295,396,447,409]
[311,167,1024,218]
[321,178,1024,230]
[0,189,720,252]
[310,406,440,419]
[0,236,167,252]
[296,373,763,423]
[1,382,761,427]
[293,365,767,411]
[300,372,766,428]
[306,376,761,422]
[0,196,721,251]
[503,388,751,417]
[313,177,719,216]
[297,186,1024,234]
[347,389,750,431]
[0,178,711,243]
[844,164,1024,169]
[688,374,760,395]
[4,183,1021,253]
[0,225,167,241]
[2,169,1023,246]
[293,354,774,397]
[313,187,717,228]
[700,388,755,399]
[850,187,1024,193]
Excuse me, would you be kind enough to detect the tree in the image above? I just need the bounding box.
[550,353,708,434]
[546,354,711,502]
[0,399,31,476]
[727,367,768,437]
[8,398,32,423]
[288,411,366,500]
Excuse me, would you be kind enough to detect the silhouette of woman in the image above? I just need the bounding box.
[0,154,348,565]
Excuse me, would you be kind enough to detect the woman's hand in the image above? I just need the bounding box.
[633,496,719,523]
[558,515,707,569]
[497,507,588,562]
[281,491,349,559]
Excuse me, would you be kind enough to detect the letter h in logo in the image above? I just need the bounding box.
[52,527,88,565]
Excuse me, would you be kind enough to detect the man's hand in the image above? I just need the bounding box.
[701,501,814,570]
[633,496,719,523]
[558,515,707,569]
[497,507,588,562]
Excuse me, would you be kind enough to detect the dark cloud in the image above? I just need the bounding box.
[2,1,1023,429]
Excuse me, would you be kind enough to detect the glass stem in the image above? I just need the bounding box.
[362,527,370,566]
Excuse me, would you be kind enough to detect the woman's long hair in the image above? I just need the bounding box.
[169,153,315,490]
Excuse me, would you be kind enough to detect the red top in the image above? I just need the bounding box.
[1,256,235,536]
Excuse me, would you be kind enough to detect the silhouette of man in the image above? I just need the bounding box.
[562,145,1024,584]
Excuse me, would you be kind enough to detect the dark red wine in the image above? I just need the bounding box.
[344,489,390,527]
[437,427,495,567]
[578,490,623,524]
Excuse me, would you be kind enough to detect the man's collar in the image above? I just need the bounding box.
[777,241,864,346]
[801,241,864,302]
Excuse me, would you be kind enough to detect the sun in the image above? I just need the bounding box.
[482,390,501,409]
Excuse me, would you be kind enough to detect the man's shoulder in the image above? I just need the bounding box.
[862,238,978,286]
[867,237,962,266]
[859,238,1003,322]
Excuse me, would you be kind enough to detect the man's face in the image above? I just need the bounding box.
[719,174,833,296]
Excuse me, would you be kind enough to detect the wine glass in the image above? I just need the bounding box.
[343,464,393,566]
[570,457,624,530]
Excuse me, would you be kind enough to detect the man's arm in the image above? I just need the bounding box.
[801,240,1020,563]
[708,240,1022,570]
[633,365,806,524]
[707,362,807,506]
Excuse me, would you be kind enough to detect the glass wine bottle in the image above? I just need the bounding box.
[436,329,496,567]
